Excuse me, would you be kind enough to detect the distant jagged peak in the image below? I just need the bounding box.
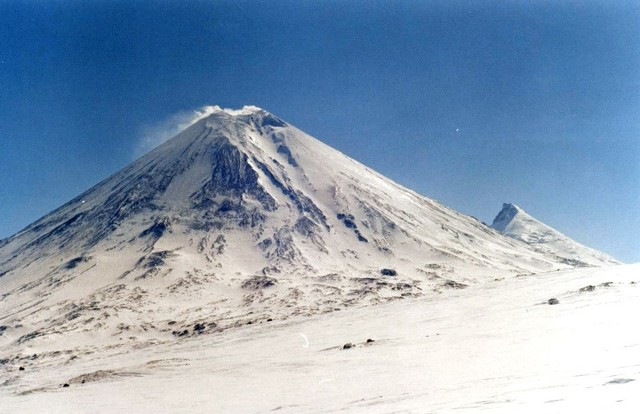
[491,202,571,244]
[490,202,620,266]
[491,203,560,242]
[491,203,524,232]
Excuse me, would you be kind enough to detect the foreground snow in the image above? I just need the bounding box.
[2,264,639,413]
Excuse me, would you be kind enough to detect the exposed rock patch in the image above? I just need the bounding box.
[241,276,278,290]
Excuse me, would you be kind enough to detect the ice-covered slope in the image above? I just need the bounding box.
[491,203,620,267]
[3,264,639,413]
[0,106,576,362]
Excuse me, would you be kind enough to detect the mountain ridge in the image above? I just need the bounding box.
[491,203,620,267]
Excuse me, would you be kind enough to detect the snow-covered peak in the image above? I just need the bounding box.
[491,203,523,232]
[210,105,264,116]
[182,105,266,130]
[197,105,287,132]
[198,105,264,115]
[491,203,620,266]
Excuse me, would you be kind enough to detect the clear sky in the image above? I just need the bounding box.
[1,1,638,262]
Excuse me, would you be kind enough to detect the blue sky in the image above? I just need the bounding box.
[1,1,638,262]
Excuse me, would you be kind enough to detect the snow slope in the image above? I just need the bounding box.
[2,264,638,413]
[491,203,620,267]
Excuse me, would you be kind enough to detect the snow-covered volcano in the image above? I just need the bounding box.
[0,106,596,359]
[491,203,620,267]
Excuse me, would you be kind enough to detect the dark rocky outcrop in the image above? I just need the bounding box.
[381,268,397,277]
[192,140,278,214]
[64,256,90,270]
[276,144,298,167]
[443,280,468,289]
[138,251,174,269]
[139,217,171,240]
[241,276,278,290]
[337,213,368,243]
